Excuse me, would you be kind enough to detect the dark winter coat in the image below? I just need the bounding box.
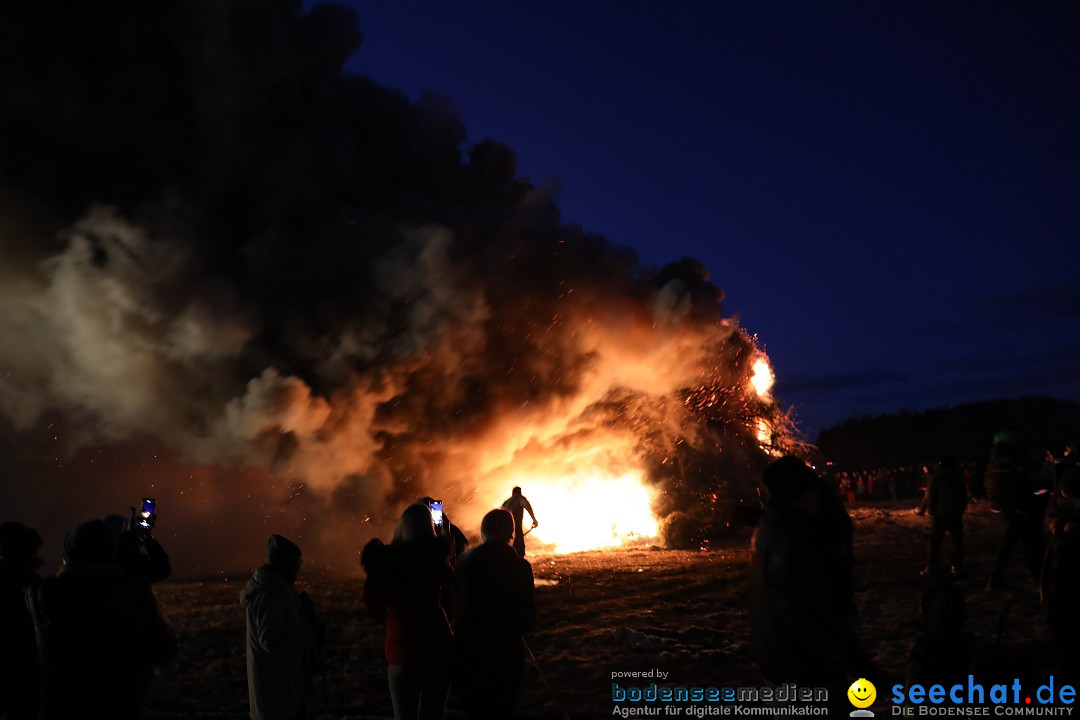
[361,538,453,666]
[750,506,855,685]
[988,442,1031,514]
[814,480,857,619]
[0,560,40,720]
[1042,496,1080,645]
[116,534,172,585]
[26,562,176,720]
[451,540,535,720]
[451,540,535,667]
[240,566,316,720]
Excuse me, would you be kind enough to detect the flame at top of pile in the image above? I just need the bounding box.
[751,359,774,398]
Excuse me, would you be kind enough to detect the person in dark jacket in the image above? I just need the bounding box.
[0,522,44,720]
[103,513,172,585]
[26,519,176,720]
[362,504,454,720]
[1047,443,1075,496]
[1043,443,1076,536]
[451,508,535,720]
[812,467,858,625]
[1041,469,1080,648]
[917,455,968,575]
[750,457,861,716]
[240,534,316,720]
[986,431,1043,590]
[501,487,538,558]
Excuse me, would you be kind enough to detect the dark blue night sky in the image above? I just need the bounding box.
[331,1,1079,437]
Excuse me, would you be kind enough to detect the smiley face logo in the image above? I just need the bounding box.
[847,678,876,709]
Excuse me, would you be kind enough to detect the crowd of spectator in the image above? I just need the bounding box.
[820,461,989,504]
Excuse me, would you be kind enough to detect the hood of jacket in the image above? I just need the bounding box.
[240,565,292,609]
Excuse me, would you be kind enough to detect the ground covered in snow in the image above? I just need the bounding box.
[148,501,1078,719]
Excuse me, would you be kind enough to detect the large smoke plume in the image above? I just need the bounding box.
[0,0,795,572]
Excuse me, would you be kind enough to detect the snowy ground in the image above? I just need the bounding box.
[148,501,1078,719]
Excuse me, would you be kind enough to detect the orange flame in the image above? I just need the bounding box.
[750,358,774,398]
[469,425,663,554]
[756,418,771,445]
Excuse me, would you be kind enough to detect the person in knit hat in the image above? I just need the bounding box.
[451,508,536,720]
[240,534,317,720]
[750,457,862,716]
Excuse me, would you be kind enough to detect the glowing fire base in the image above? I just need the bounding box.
[515,471,659,554]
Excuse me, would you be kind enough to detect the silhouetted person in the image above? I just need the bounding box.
[811,466,858,626]
[362,504,453,720]
[0,522,44,720]
[907,581,978,687]
[750,457,861,715]
[1043,443,1076,532]
[501,487,537,558]
[103,513,172,584]
[452,509,535,720]
[241,534,317,720]
[1041,469,1080,648]
[986,431,1043,590]
[1047,443,1075,495]
[26,519,176,720]
[917,455,968,575]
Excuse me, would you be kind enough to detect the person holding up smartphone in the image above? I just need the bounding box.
[102,497,171,585]
[362,504,453,720]
[418,497,469,565]
[27,519,177,719]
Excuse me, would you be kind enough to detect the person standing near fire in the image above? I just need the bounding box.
[362,504,454,720]
[916,454,968,576]
[451,508,535,719]
[501,487,538,558]
[240,534,317,720]
[750,456,864,716]
[986,430,1044,590]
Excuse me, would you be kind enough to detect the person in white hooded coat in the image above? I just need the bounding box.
[240,534,316,720]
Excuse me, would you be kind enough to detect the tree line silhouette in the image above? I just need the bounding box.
[815,396,1080,470]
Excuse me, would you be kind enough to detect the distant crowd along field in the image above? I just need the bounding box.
[824,460,1014,504]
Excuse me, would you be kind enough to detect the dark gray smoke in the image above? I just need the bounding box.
[0,0,794,572]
